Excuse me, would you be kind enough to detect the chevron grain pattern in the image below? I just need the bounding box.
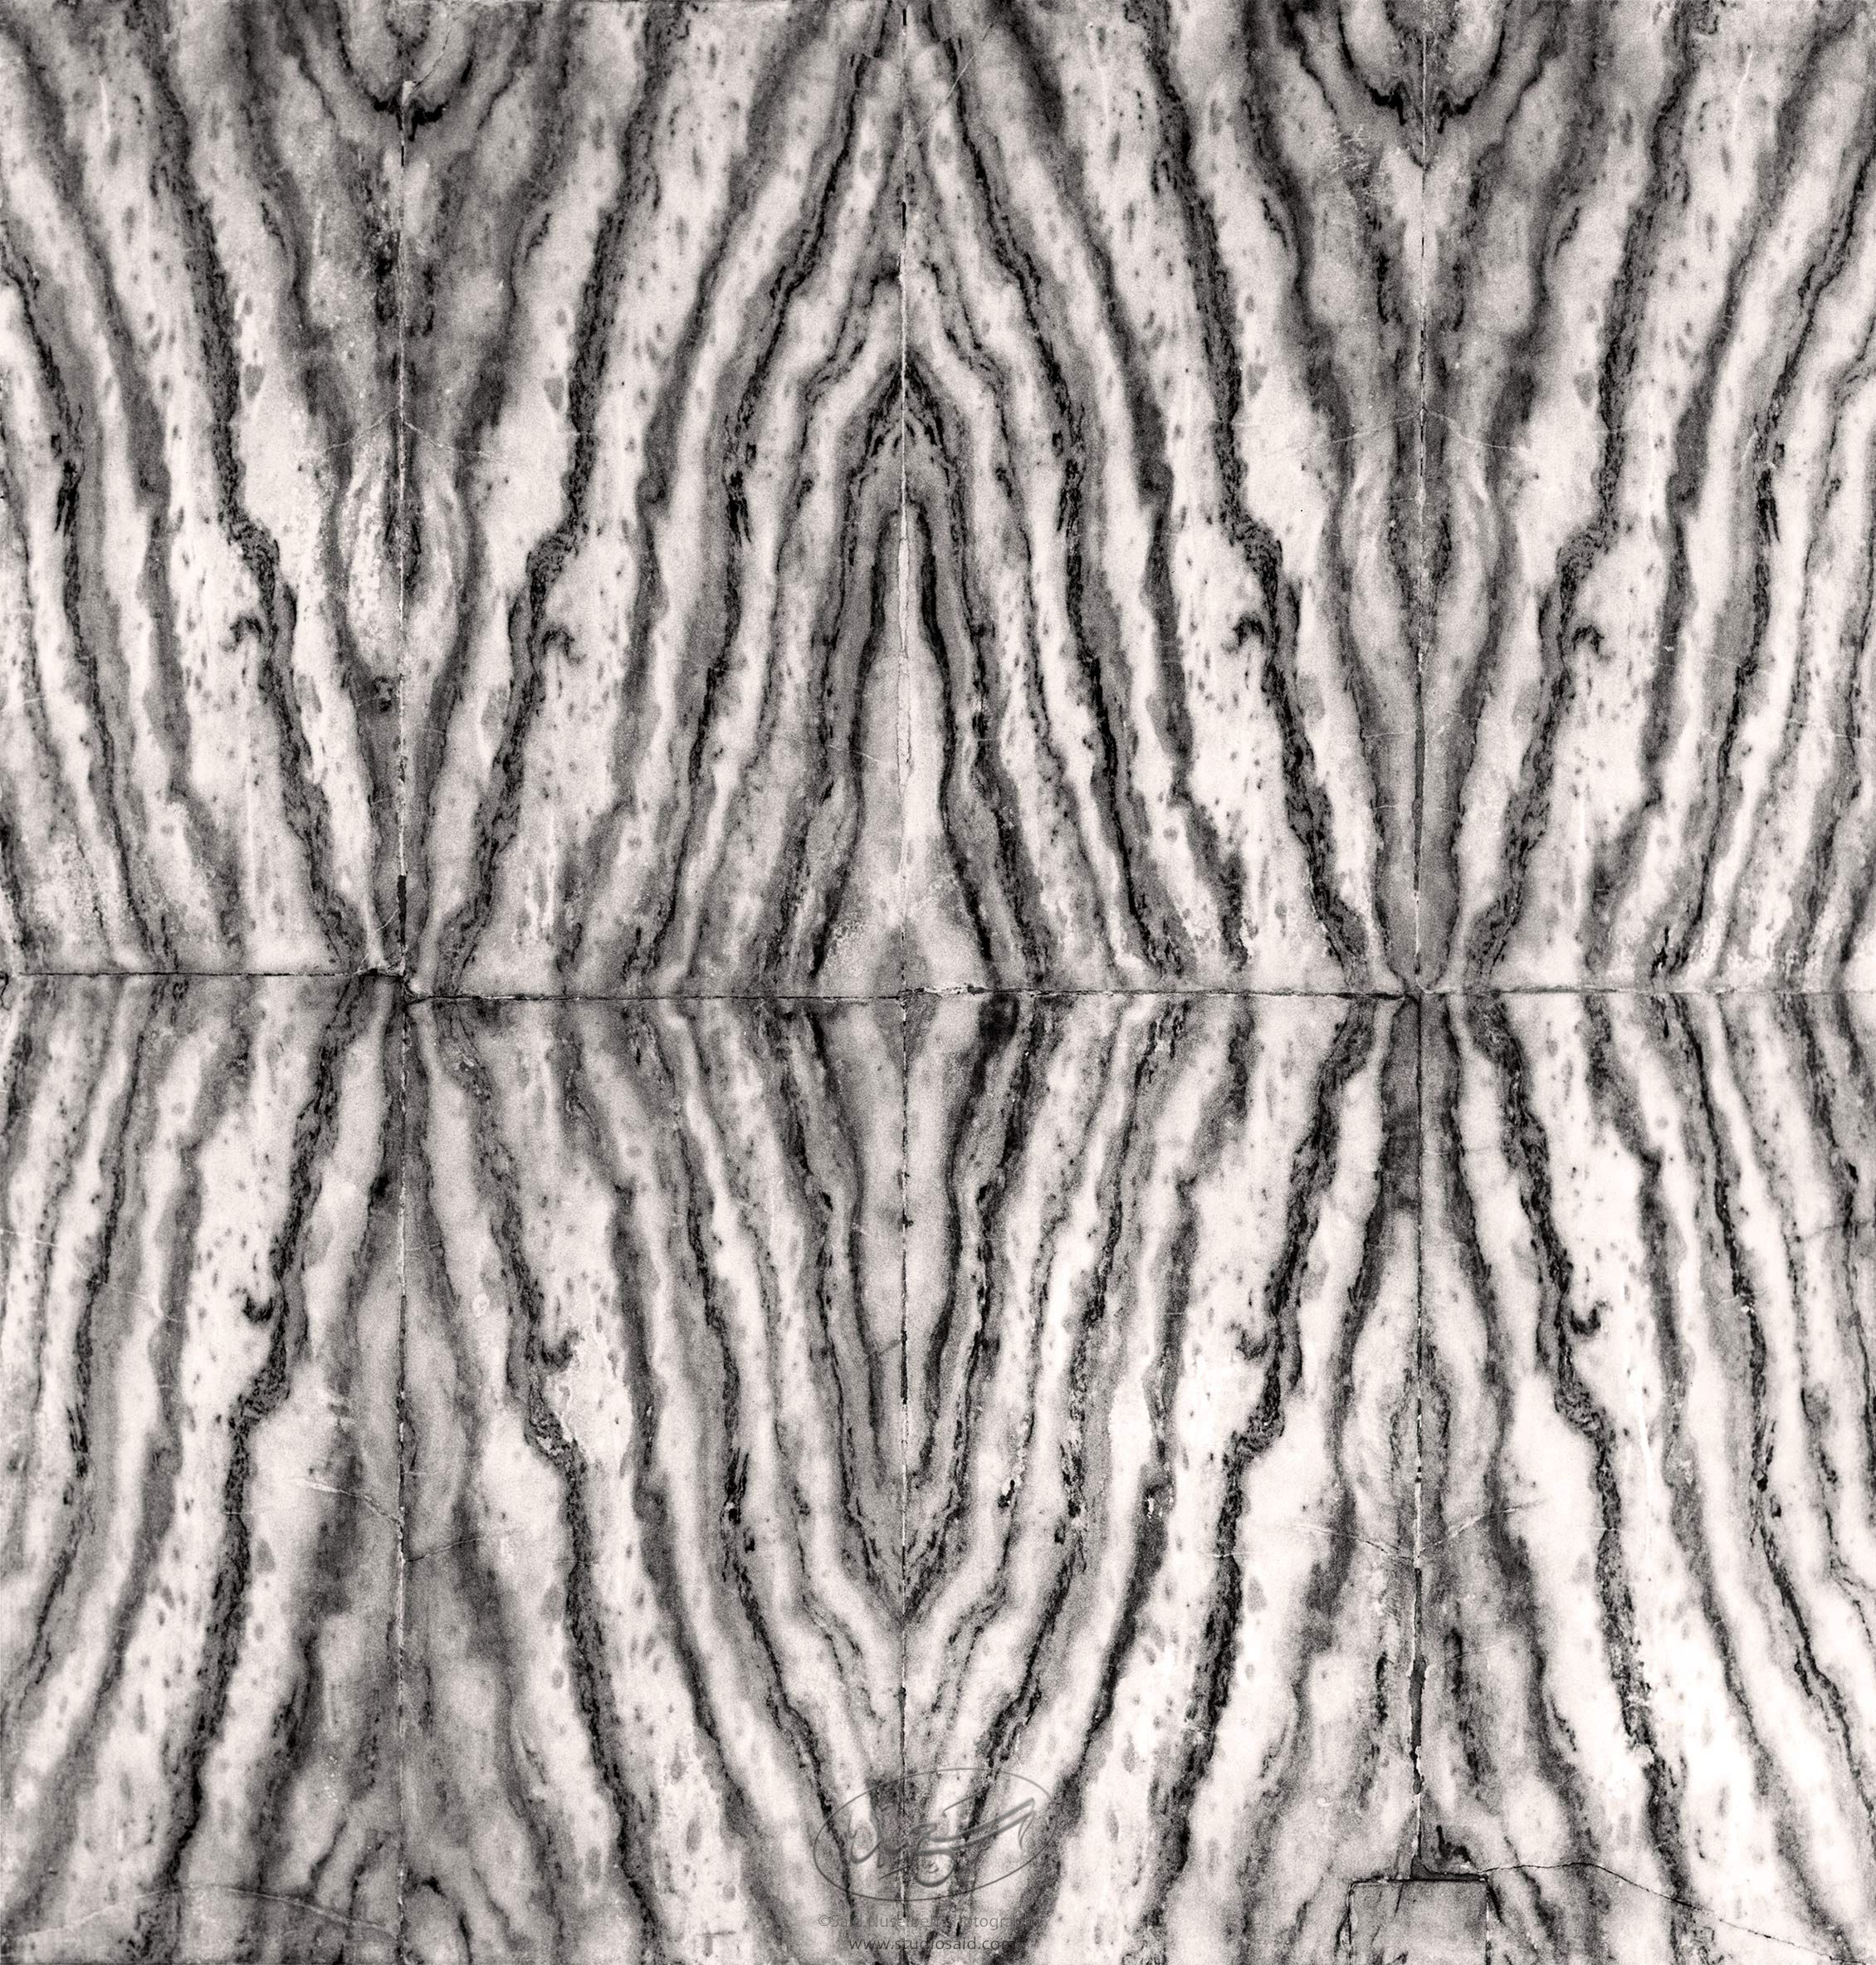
[0,976,400,1963]
[2,2,1874,1963]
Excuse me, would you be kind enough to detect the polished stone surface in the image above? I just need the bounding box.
[2,2,1873,1961]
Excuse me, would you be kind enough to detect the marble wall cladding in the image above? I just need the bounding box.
[0,4,402,975]
[900,0,1419,993]
[1421,994,1876,1965]
[399,993,1417,1965]
[17,0,1876,995]
[1422,0,1876,991]
[0,976,401,1964]
[6,1,1876,1963]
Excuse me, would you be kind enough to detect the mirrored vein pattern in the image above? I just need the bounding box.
[0,976,401,1964]
[1422,993,1876,1965]
[1423,0,1876,989]
[401,994,1416,1965]
[9,2,1876,1964]
[897,0,1420,992]
[396,0,1424,996]
[0,1,403,974]
[403,1,906,1000]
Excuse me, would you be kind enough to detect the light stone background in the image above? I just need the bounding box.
[0,4,1873,1963]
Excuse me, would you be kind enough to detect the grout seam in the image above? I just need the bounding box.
[4,974,1872,1004]
[1408,0,1432,1875]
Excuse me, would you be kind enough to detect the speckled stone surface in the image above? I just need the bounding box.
[2,3,1873,1962]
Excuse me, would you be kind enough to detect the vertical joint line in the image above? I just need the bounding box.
[396,86,412,986]
[896,0,913,1828]
[393,82,411,1965]
[1413,3,1430,993]
[1409,9,1433,1873]
[1409,1004,1428,1864]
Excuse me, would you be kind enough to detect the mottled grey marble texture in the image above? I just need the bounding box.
[2,2,1874,1963]
[0,980,401,1962]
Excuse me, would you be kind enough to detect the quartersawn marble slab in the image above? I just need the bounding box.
[0,2,401,974]
[1421,991,1876,1964]
[900,0,1419,993]
[1421,0,1876,991]
[402,992,1418,1965]
[0,976,401,1963]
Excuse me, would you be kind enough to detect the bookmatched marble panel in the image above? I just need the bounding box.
[400,991,1419,1965]
[397,0,1423,998]
[0,2,402,974]
[0,977,401,1963]
[1422,992,1876,1963]
[899,0,1420,993]
[1423,0,1876,990]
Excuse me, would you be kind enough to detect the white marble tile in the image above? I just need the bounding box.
[0,5,401,973]
[899,993,1418,1963]
[900,0,1419,992]
[402,997,907,1964]
[1422,992,1876,1963]
[401,2,906,999]
[5,1,1876,1960]
[1421,1,1876,990]
[0,977,401,1963]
